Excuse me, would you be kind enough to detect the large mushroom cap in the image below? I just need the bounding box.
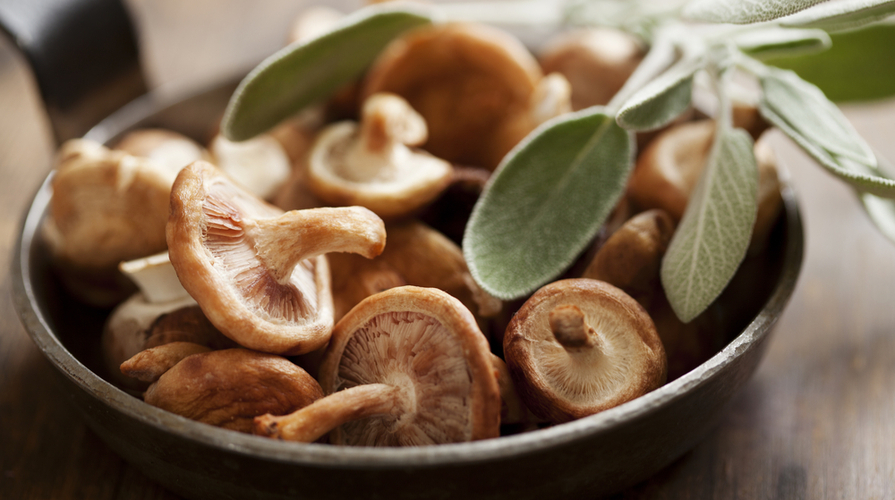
[167,161,386,355]
[504,279,666,423]
[307,286,500,446]
[362,22,542,170]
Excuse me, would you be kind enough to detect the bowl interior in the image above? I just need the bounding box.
[13,78,804,499]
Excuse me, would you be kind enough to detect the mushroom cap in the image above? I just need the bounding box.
[209,132,292,200]
[307,122,452,219]
[627,120,782,252]
[319,286,500,446]
[582,209,677,309]
[113,128,210,175]
[45,139,173,271]
[362,22,543,170]
[167,161,335,355]
[539,28,644,111]
[142,348,324,433]
[503,279,666,423]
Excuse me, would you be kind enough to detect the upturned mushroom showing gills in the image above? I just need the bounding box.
[504,279,666,424]
[167,161,386,355]
[307,92,452,220]
[254,286,501,446]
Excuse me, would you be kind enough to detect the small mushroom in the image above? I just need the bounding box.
[167,161,386,355]
[113,128,210,174]
[125,347,324,434]
[627,119,782,252]
[254,286,501,445]
[581,209,677,310]
[42,139,179,306]
[362,22,543,170]
[503,279,666,424]
[307,92,453,219]
[209,132,292,200]
[539,28,645,110]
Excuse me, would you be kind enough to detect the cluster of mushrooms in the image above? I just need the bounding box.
[41,8,783,446]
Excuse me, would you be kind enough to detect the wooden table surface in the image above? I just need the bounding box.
[1,2,894,499]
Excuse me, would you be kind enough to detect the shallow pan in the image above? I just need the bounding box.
[8,2,804,498]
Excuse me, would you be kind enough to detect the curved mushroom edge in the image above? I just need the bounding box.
[319,286,501,444]
[504,279,667,424]
[167,161,335,356]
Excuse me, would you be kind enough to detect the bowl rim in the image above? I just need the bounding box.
[10,83,805,470]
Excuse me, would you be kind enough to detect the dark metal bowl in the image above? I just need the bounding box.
[11,76,804,499]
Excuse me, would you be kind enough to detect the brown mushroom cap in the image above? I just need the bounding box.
[582,209,677,309]
[362,22,542,170]
[255,286,501,445]
[136,347,323,433]
[627,119,782,253]
[504,279,666,423]
[167,160,386,355]
[307,93,453,219]
[539,28,645,111]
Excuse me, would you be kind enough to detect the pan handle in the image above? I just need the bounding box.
[0,0,146,144]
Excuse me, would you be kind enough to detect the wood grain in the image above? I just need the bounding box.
[1,2,894,499]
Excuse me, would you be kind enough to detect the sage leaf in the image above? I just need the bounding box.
[616,57,702,131]
[463,108,634,300]
[733,27,831,59]
[661,127,758,323]
[860,193,895,244]
[765,24,895,102]
[781,0,895,32]
[682,0,828,24]
[221,5,432,141]
[757,67,895,197]
[760,67,875,165]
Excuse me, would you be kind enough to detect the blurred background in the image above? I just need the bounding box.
[1,1,893,498]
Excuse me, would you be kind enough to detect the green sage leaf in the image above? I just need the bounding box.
[463,109,634,300]
[682,0,827,24]
[616,57,701,131]
[661,127,758,323]
[221,4,433,141]
[760,66,875,164]
[781,0,895,32]
[733,27,831,59]
[860,192,895,243]
[757,66,895,197]
[765,24,895,102]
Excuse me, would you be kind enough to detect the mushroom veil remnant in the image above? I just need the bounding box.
[254,286,501,445]
[504,279,666,423]
[167,161,386,355]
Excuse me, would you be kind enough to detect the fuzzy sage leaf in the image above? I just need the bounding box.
[616,57,701,131]
[733,27,831,59]
[464,108,633,300]
[757,66,895,197]
[781,0,895,33]
[682,0,828,24]
[661,126,758,323]
[221,5,432,141]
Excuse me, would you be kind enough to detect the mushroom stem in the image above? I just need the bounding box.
[549,304,597,349]
[254,383,401,442]
[248,206,386,284]
[360,92,427,154]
